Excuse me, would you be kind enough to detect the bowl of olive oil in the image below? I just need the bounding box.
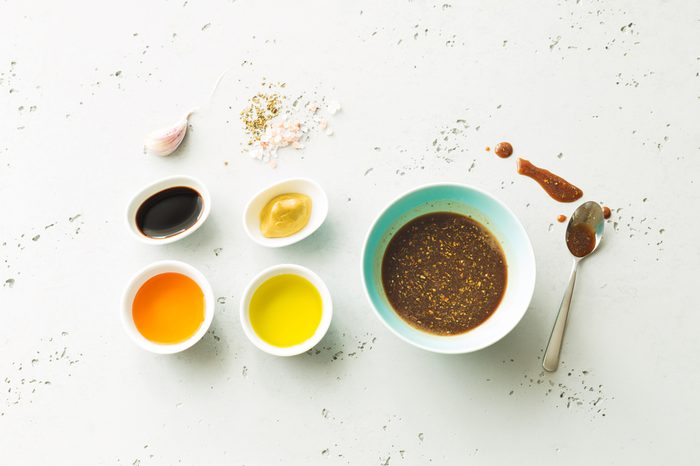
[240,264,332,356]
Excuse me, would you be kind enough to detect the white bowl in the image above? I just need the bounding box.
[243,178,328,248]
[121,260,215,354]
[239,264,333,356]
[126,175,211,245]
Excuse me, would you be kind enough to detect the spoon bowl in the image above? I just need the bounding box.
[566,201,604,259]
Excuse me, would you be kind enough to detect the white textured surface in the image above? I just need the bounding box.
[1,1,699,464]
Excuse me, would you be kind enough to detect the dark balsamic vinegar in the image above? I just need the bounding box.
[136,186,203,238]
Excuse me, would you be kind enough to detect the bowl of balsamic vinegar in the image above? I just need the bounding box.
[126,175,211,245]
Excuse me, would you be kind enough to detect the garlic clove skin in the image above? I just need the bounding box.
[144,113,191,156]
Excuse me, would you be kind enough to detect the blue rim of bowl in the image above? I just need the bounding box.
[360,182,536,354]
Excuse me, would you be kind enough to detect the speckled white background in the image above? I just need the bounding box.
[1,1,699,464]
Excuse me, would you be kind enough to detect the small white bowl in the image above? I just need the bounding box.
[121,260,215,354]
[126,175,211,245]
[243,178,328,248]
[240,264,333,356]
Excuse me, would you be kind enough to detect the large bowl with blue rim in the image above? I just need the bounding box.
[362,183,536,354]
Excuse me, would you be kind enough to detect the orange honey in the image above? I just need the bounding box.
[132,272,204,344]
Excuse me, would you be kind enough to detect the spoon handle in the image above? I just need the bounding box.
[543,260,579,372]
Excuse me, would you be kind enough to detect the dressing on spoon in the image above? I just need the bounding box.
[543,201,604,372]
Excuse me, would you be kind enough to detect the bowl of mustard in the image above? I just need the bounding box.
[243,178,329,248]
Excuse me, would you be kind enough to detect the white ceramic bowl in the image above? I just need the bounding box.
[243,178,328,248]
[126,175,211,245]
[240,264,333,356]
[121,260,215,354]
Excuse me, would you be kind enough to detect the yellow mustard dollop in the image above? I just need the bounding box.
[259,193,312,238]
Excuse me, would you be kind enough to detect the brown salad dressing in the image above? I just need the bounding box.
[517,158,583,203]
[381,212,507,335]
[603,206,611,219]
[566,223,597,257]
[494,142,513,158]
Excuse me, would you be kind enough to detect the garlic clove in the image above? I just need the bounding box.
[144,112,192,156]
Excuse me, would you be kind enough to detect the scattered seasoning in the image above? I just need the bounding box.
[517,158,583,202]
[241,91,304,163]
[602,206,611,219]
[557,214,567,223]
[566,223,597,257]
[240,92,283,147]
[240,85,341,164]
[382,212,507,335]
[494,141,513,158]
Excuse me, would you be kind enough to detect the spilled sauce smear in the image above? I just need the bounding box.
[517,158,583,203]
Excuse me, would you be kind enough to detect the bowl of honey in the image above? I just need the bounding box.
[121,260,215,354]
[240,264,332,356]
[362,183,536,354]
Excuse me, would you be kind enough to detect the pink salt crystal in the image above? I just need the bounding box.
[327,100,341,115]
[248,116,306,164]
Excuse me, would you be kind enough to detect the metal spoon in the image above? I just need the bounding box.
[542,201,604,372]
